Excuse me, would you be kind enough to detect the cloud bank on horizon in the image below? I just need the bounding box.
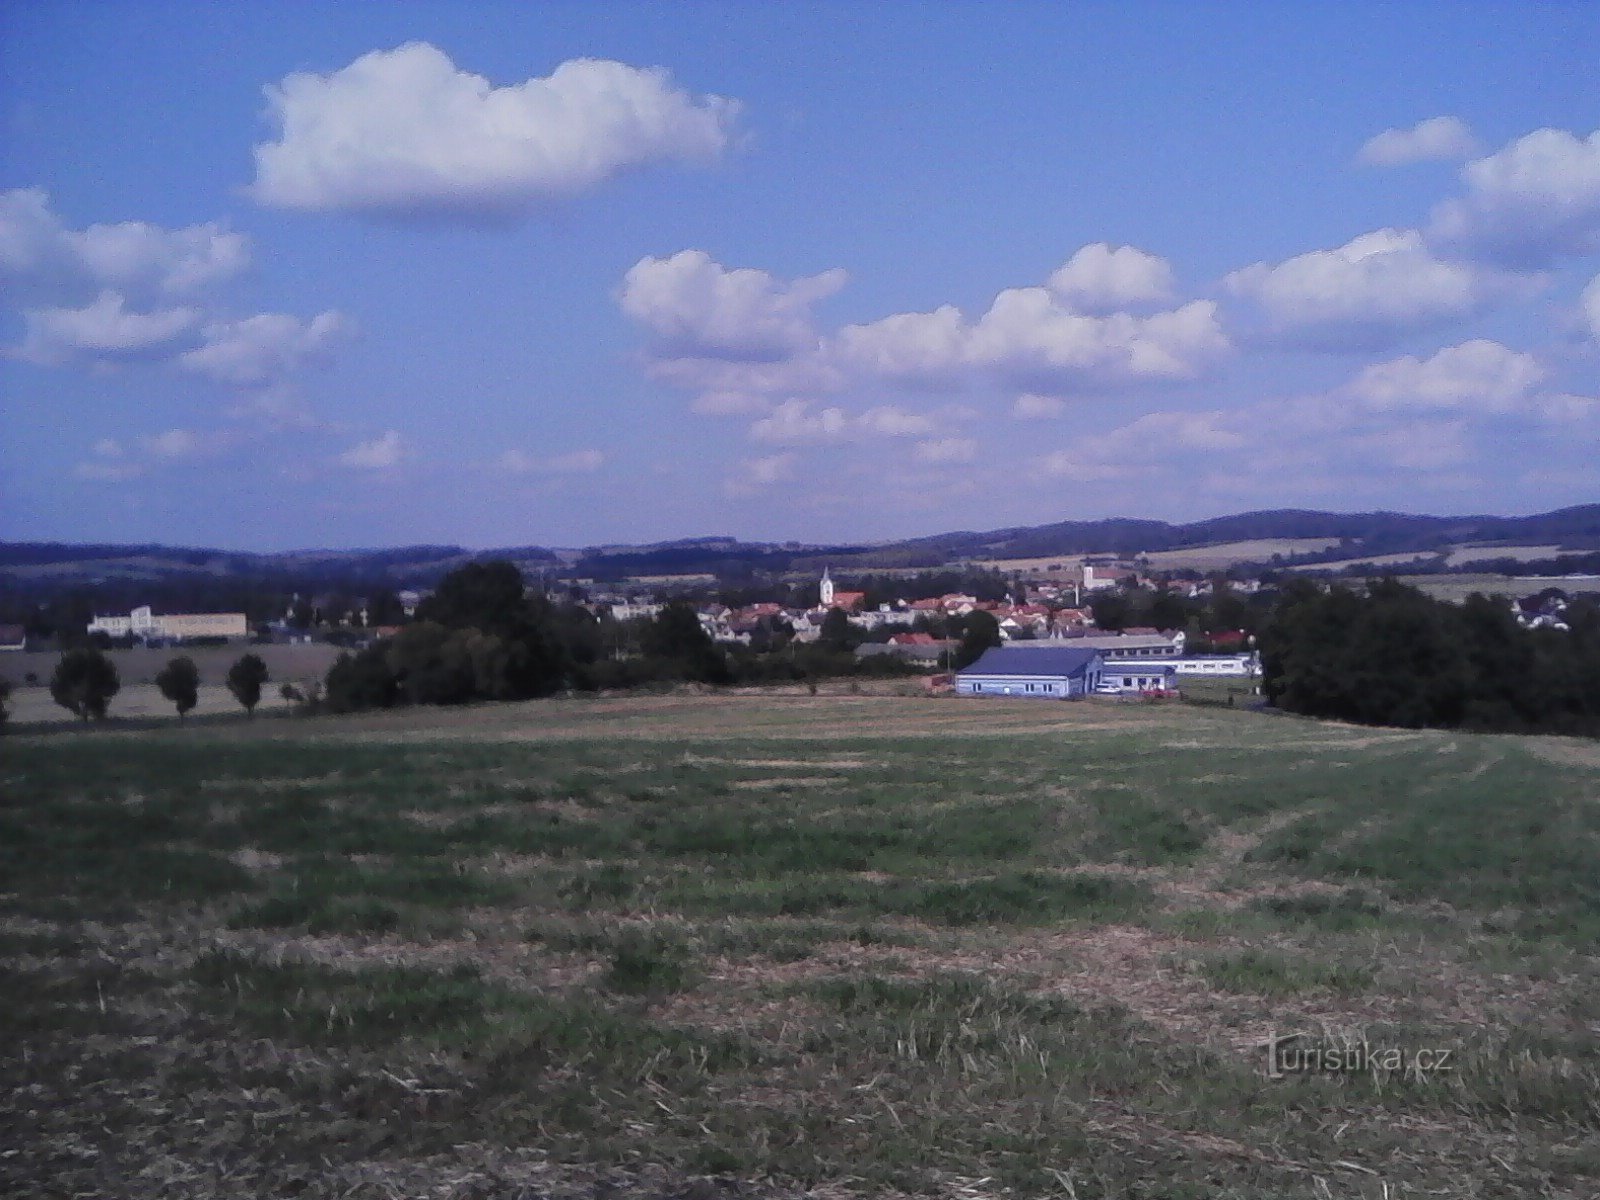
[2,7,1597,550]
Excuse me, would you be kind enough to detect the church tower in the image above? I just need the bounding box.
[819,565,835,609]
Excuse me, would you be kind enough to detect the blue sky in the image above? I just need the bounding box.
[3,2,1598,551]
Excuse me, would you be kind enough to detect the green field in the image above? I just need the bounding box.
[4,692,1598,1198]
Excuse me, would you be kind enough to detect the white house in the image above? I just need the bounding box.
[1165,654,1257,677]
[1099,661,1179,693]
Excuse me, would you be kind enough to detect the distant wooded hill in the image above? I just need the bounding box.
[3,504,1598,587]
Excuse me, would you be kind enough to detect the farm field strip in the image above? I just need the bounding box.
[3,694,1598,1199]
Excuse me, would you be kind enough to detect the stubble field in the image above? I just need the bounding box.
[3,692,1598,1199]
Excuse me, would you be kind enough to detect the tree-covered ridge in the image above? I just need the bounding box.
[1260,579,1600,735]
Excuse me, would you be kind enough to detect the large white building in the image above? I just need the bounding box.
[87,606,248,641]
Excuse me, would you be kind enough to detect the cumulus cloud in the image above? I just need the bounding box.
[1012,393,1067,419]
[73,427,231,481]
[1037,409,1251,483]
[963,289,1228,387]
[620,251,846,361]
[337,430,404,469]
[749,400,849,444]
[1345,340,1545,413]
[748,400,947,445]
[498,447,605,473]
[0,188,249,300]
[250,44,738,217]
[1358,116,1479,167]
[1224,228,1513,348]
[725,451,795,495]
[912,437,976,464]
[1429,127,1600,266]
[625,250,1227,423]
[838,289,1227,390]
[1583,273,1600,340]
[12,291,199,365]
[179,310,348,387]
[1046,243,1174,312]
[139,428,204,459]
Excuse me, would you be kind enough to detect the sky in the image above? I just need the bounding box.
[2,2,1598,552]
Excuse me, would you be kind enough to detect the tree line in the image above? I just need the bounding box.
[1259,579,1600,735]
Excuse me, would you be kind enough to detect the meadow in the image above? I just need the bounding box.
[3,691,1598,1199]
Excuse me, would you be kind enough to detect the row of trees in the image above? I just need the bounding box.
[1259,579,1600,734]
[41,649,271,723]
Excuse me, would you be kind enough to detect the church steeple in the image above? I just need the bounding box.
[820,565,834,608]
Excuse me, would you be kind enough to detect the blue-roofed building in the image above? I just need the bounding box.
[954,645,1104,699]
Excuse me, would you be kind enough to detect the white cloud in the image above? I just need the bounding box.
[12,291,199,365]
[1582,273,1600,340]
[1224,228,1512,348]
[966,289,1227,386]
[1355,420,1471,470]
[1046,243,1174,312]
[498,447,605,473]
[338,430,404,469]
[912,437,976,464]
[725,451,795,495]
[1429,127,1600,266]
[838,289,1228,390]
[179,310,348,387]
[1358,117,1478,167]
[73,459,144,482]
[0,188,249,300]
[139,428,203,459]
[748,399,948,445]
[857,405,940,437]
[250,44,738,217]
[73,426,230,481]
[832,305,967,381]
[620,251,845,361]
[1346,340,1545,413]
[1037,409,1245,481]
[749,399,849,444]
[1012,393,1066,419]
[626,252,1228,420]
[1532,393,1600,425]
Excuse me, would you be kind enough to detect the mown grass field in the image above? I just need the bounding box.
[4,692,1599,1199]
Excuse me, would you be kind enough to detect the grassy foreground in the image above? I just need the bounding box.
[3,691,1598,1199]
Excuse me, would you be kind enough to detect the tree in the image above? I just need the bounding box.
[226,653,269,717]
[325,645,399,713]
[155,655,200,719]
[643,601,729,683]
[51,648,120,721]
[416,561,530,639]
[819,607,859,651]
[955,610,1002,669]
[365,589,406,627]
[0,676,11,731]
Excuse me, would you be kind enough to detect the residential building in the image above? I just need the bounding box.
[1099,662,1179,693]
